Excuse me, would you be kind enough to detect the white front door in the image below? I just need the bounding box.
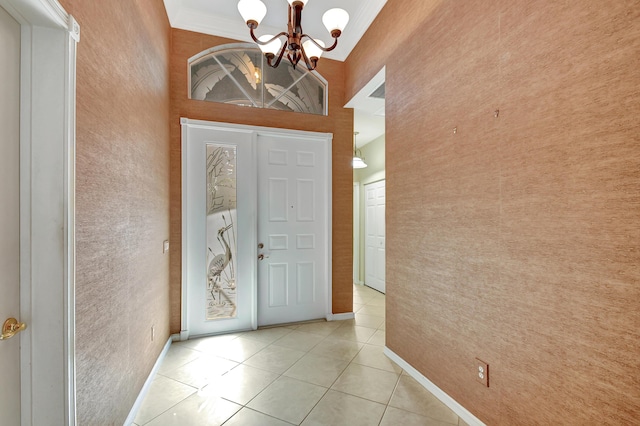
[0,5,22,425]
[182,123,257,337]
[182,120,331,336]
[365,180,386,293]
[257,133,330,326]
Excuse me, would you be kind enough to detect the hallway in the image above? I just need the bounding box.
[133,285,463,425]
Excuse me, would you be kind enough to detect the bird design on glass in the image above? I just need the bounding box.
[208,223,233,301]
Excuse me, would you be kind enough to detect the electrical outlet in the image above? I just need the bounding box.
[475,358,489,387]
[151,326,155,342]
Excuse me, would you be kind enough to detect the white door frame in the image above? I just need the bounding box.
[0,0,79,424]
[353,182,362,285]
[180,118,333,338]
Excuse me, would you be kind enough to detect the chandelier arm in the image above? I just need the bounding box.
[266,40,288,68]
[299,44,317,71]
[249,28,288,45]
[300,34,339,52]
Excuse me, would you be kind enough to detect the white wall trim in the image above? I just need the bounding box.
[179,120,190,340]
[124,337,173,426]
[353,182,360,285]
[0,0,78,424]
[325,133,334,324]
[384,347,487,426]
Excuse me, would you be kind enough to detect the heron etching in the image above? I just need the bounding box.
[208,222,233,302]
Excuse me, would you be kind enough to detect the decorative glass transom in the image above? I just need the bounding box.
[189,43,327,116]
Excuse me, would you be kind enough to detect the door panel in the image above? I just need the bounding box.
[0,5,21,425]
[182,124,257,336]
[365,180,386,293]
[257,133,329,326]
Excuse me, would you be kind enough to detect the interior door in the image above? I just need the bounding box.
[0,5,22,424]
[365,180,386,293]
[182,123,257,336]
[257,133,330,326]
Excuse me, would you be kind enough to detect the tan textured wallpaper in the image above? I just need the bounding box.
[347,0,640,424]
[169,29,354,333]
[59,0,172,423]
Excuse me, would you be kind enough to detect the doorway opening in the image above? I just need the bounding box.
[345,67,386,296]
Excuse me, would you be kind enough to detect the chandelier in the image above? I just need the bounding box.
[237,0,349,71]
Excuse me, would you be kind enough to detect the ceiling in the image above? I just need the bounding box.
[163,0,386,146]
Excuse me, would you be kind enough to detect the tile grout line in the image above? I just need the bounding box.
[219,327,337,425]
[137,286,392,425]
[376,369,404,426]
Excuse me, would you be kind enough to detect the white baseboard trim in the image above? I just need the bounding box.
[124,337,173,426]
[171,333,182,342]
[354,280,364,285]
[326,312,355,321]
[384,347,486,426]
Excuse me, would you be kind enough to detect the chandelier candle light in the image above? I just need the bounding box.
[237,0,349,70]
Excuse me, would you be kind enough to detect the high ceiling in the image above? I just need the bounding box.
[163,0,387,145]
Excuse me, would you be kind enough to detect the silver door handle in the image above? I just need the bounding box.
[258,253,270,260]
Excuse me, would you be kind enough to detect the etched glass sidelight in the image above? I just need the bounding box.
[205,144,238,319]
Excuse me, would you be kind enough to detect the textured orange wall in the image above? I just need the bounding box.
[344,0,444,103]
[347,0,640,424]
[169,29,354,333]
[59,0,172,423]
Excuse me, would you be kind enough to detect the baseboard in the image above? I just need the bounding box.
[384,347,486,426]
[326,312,355,321]
[123,337,173,426]
[353,280,364,286]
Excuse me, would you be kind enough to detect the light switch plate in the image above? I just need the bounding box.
[163,240,169,253]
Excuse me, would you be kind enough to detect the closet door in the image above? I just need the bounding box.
[0,5,21,424]
[365,180,385,293]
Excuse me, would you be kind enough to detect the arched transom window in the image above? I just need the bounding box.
[189,43,327,116]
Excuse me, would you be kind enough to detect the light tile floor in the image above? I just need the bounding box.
[133,285,463,426]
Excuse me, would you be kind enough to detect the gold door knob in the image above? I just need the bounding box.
[0,318,27,340]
